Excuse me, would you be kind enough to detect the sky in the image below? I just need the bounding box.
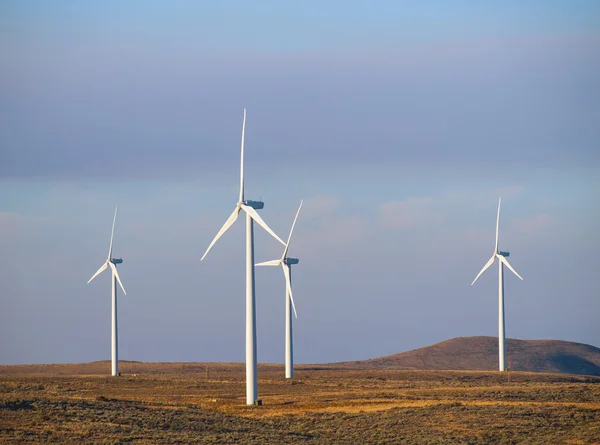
[1,1,599,366]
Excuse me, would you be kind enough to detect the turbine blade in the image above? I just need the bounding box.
[201,206,241,261]
[282,200,303,260]
[87,262,108,284]
[471,254,496,286]
[108,206,118,260]
[109,262,127,295]
[255,259,281,266]
[241,204,285,246]
[239,108,246,203]
[498,255,523,281]
[282,264,297,319]
[495,197,501,253]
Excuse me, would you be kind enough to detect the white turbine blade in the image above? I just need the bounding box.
[109,262,127,295]
[282,264,297,319]
[88,262,108,284]
[241,204,286,246]
[282,200,303,260]
[239,108,246,203]
[201,206,241,261]
[471,254,496,286]
[495,197,501,253]
[108,206,118,260]
[498,254,524,281]
[255,259,281,266]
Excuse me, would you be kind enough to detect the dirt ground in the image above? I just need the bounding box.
[1,362,599,444]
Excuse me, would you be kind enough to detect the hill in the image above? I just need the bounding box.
[335,336,600,375]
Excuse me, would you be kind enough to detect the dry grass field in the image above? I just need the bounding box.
[1,361,599,444]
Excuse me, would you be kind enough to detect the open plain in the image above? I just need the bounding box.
[1,361,599,444]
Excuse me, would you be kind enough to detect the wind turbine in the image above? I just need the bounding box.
[87,206,127,376]
[471,198,523,371]
[201,108,285,405]
[256,200,303,379]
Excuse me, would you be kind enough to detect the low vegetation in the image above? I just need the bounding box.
[1,362,599,444]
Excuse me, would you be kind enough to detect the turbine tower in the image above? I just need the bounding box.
[87,206,127,376]
[257,200,303,379]
[201,109,285,405]
[471,198,523,371]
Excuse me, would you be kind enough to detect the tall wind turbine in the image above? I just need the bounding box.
[256,200,303,379]
[471,198,523,371]
[87,206,127,376]
[201,108,285,405]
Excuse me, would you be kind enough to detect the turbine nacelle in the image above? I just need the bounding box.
[111,258,123,264]
[284,257,299,265]
[498,251,510,257]
[242,200,264,210]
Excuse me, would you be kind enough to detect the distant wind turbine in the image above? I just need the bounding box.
[471,198,523,371]
[257,200,303,379]
[87,206,127,376]
[201,109,285,405]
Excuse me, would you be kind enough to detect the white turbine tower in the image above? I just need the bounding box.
[87,206,127,376]
[256,200,303,379]
[201,108,285,405]
[471,198,523,371]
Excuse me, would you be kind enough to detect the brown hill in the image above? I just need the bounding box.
[335,336,600,375]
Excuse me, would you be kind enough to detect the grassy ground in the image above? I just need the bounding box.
[1,362,599,444]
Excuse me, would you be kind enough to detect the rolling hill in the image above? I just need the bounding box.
[335,336,600,375]
[2,336,599,377]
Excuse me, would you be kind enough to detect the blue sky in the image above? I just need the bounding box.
[1,1,599,366]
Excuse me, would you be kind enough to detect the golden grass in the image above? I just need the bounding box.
[1,364,599,444]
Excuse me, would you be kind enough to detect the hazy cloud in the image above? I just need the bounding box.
[510,213,554,234]
[299,195,341,221]
[0,212,22,239]
[1,35,599,180]
[379,197,444,230]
